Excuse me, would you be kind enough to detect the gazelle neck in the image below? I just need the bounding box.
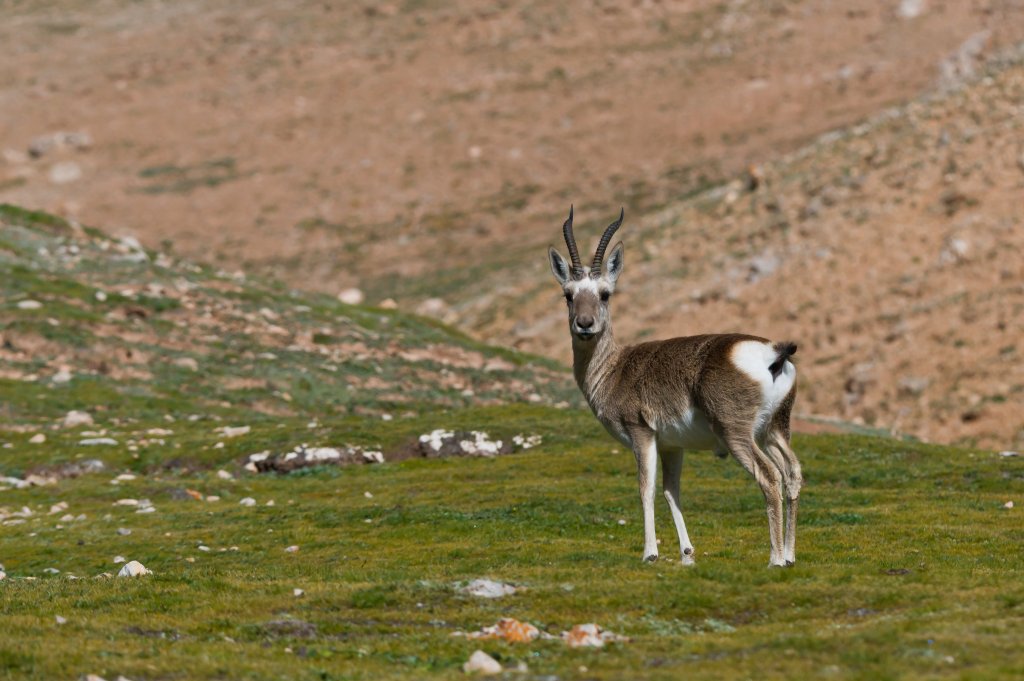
[571,322,620,407]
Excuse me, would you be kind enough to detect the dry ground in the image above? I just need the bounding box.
[1,0,1022,447]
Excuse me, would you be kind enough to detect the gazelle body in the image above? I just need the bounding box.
[548,207,803,567]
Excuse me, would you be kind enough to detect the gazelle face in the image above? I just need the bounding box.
[548,243,624,342]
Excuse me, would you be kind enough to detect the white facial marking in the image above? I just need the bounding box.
[731,341,796,436]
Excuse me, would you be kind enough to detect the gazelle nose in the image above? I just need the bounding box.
[576,315,595,329]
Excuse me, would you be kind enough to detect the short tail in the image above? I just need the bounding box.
[768,341,797,381]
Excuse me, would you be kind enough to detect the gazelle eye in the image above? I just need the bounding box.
[600,291,610,302]
[564,292,573,303]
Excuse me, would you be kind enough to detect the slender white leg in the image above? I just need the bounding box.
[661,449,696,565]
[770,432,803,566]
[728,435,786,567]
[631,433,659,562]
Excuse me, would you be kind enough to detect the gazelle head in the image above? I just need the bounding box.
[547,206,625,342]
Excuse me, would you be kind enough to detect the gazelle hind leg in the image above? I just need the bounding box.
[769,431,803,565]
[726,435,786,567]
[660,449,695,565]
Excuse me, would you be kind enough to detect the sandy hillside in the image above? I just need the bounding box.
[1,0,1022,447]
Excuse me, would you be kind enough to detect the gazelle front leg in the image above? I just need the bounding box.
[628,428,659,563]
[660,448,696,565]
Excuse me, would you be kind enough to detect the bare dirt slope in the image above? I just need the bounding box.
[1,1,1022,447]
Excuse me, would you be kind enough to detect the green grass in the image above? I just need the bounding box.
[1,419,1021,680]
[1,206,1021,679]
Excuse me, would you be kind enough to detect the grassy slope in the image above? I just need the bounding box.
[1,209,1022,680]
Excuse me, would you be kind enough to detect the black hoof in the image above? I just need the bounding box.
[643,554,659,563]
[785,560,795,567]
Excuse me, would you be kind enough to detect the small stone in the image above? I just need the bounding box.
[113,556,126,564]
[49,502,69,515]
[239,497,256,506]
[197,545,211,552]
[463,650,502,675]
[363,491,373,498]
[43,567,60,574]
[337,287,365,305]
[117,561,151,577]
[293,588,305,597]
[379,298,398,310]
[29,433,46,444]
[117,528,131,536]
[216,469,234,480]
[62,410,94,428]
[1005,501,1014,509]
[285,545,299,553]
[205,496,220,503]
[17,300,43,310]
[217,425,250,438]
[173,357,199,371]
[460,579,518,598]
[52,368,73,384]
[56,615,67,625]
[897,0,926,19]
[115,499,139,506]
[80,438,118,446]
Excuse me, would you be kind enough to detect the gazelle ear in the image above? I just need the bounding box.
[605,241,624,285]
[548,246,571,285]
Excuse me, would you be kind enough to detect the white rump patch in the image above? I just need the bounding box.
[730,340,796,436]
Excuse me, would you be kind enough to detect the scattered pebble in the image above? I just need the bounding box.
[62,410,94,428]
[17,300,43,310]
[80,438,118,446]
[459,579,518,599]
[463,650,502,675]
[364,491,373,498]
[1005,501,1014,509]
[173,357,199,371]
[55,615,67,625]
[293,588,305,598]
[113,556,126,564]
[197,545,211,552]
[117,561,151,577]
[239,497,256,507]
[216,469,234,480]
[205,496,220,503]
[563,623,629,648]
[217,425,251,438]
[43,567,60,575]
[337,287,365,305]
[29,433,46,444]
[117,528,132,536]
[285,545,299,553]
[49,502,69,515]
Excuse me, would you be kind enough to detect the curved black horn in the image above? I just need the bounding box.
[591,207,624,275]
[562,205,585,279]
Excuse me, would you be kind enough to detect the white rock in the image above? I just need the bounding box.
[337,287,365,305]
[173,357,199,371]
[285,545,299,553]
[0,571,6,580]
[82,675,107,681]
[293,588,305,597]
[117,561,151,577]
[216,469,234,480]
[29,433,46,444]
[463,650,502,675]
[49,502,69,515]
[56,615,67,625]
[43,567,60,574]
[897,0,926,19]
[999,451,1020,458]
[52,368,73,384]
[265,500,275,506]
[115,499,139,506]
[239,497,256,507]
[205,496,220,503]
[17,299,43,310]
[113,556,126,564]
[115,473,136,482]
[1005,501,1014,509]
[379,298,398,310]
[62,410,94,428]
[460,579,518,598]
[362,451,384,464]
[217,425,250,438]
[80,438,118,446]
[364,491,373,499]
[197,545,211,552]
[117,528,131,536]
